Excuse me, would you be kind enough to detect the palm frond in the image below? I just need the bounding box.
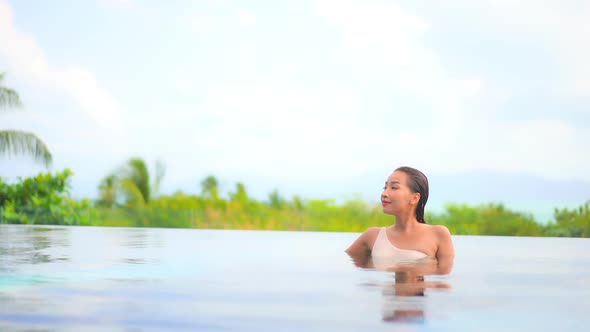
[119,178,146,208]
[123,158,151,204]
[152,160,166,197]
[0,130,52,166]
[0,73,23,109]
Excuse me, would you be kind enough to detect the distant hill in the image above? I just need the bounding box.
[426,171,590,223]
[428,171,590,203]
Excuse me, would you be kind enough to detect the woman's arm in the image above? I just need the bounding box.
[345,228,376,268]
[434,225,455,274]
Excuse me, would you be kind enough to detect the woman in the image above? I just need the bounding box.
[345,166,454,273]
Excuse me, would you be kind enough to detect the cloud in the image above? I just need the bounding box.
[176,0,497,180]
[187,7,257,35]
[97,0,138,10]
[433,116,589,181]
[312,1,485,157]
[315,0,429,46]
[3,0,588,197]
[0,0,124,130]
[438,0,590,99]
[237,10,257,26]
[166,0,590,183]
[309,0,590,180]
[137,83,368,180]
[500,119,587,175]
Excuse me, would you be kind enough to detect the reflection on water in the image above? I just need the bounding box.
[109,228,163,266]
[115,227,164,249]
[0,225,167,288]
[382,270,451,323]
[0,225,589,331]
[347,244,454,324]
[357,258,452,324]
[0,226,70,273]
[382,272,427,323]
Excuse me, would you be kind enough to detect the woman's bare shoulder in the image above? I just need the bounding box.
[345,227,382,257]
[358,226,381,240]
[359,227,382,246]
[365,226,383,233]
[424,224,452,237]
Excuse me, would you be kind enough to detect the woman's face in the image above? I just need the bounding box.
[381,171,418,215]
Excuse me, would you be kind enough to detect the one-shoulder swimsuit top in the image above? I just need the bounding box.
[371,227,428,268]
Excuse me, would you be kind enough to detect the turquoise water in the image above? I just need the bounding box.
[0,225,589,331]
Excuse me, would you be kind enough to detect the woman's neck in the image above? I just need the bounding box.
[392,211,420,232]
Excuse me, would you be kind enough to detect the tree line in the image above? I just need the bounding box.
[0,167,589,237]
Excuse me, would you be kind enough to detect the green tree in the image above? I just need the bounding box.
[0,169,94,225]
[268,189,286,209]
[291,195,304,211]
[98,158,165,207]
[96,174,118,207]
[0,73,52,166]
[120,158,151,206]
[200,175,220,201]
[229,182,249,207]
[547,201,590,237]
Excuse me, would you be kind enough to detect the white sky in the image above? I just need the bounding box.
[0,0,589,201]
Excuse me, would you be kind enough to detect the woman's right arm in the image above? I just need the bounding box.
[345,228,376,268]
[434,225,455,274]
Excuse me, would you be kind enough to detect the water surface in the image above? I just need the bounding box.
[0,225,589,331]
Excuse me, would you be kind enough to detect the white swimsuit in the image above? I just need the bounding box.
[371,227,428,269]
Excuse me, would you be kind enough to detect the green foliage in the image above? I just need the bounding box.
[268,189,287,210]
[430,203,543,236]
[97,157,165,208]
[200,175,219,201]
[228,182,249,208]
[96,174,117,207]
[0,169,96,225]
[2,167,589,238]
[124,158,151,204]
[0,73,22,108]
[544,201,590,237]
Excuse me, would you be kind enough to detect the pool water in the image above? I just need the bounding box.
[0,225,589,331]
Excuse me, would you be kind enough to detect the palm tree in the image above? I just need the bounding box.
[0,73,52,166]
[120,158,152,207]
[96,174,118,207]
[229,182,249,206]
[200,175,220,201]
[268,189,286,209]
[98,157,165,208]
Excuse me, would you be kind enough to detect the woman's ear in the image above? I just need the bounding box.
[410,192,421,205]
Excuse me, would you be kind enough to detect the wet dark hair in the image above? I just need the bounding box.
[395,166,429,224]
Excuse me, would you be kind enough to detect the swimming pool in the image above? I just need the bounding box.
[0,225,588,331]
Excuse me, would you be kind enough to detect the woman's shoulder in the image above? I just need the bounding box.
[358,227,382,244]
[424,224,452,237]
[364,226,384,236]
[357,226,382,238]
